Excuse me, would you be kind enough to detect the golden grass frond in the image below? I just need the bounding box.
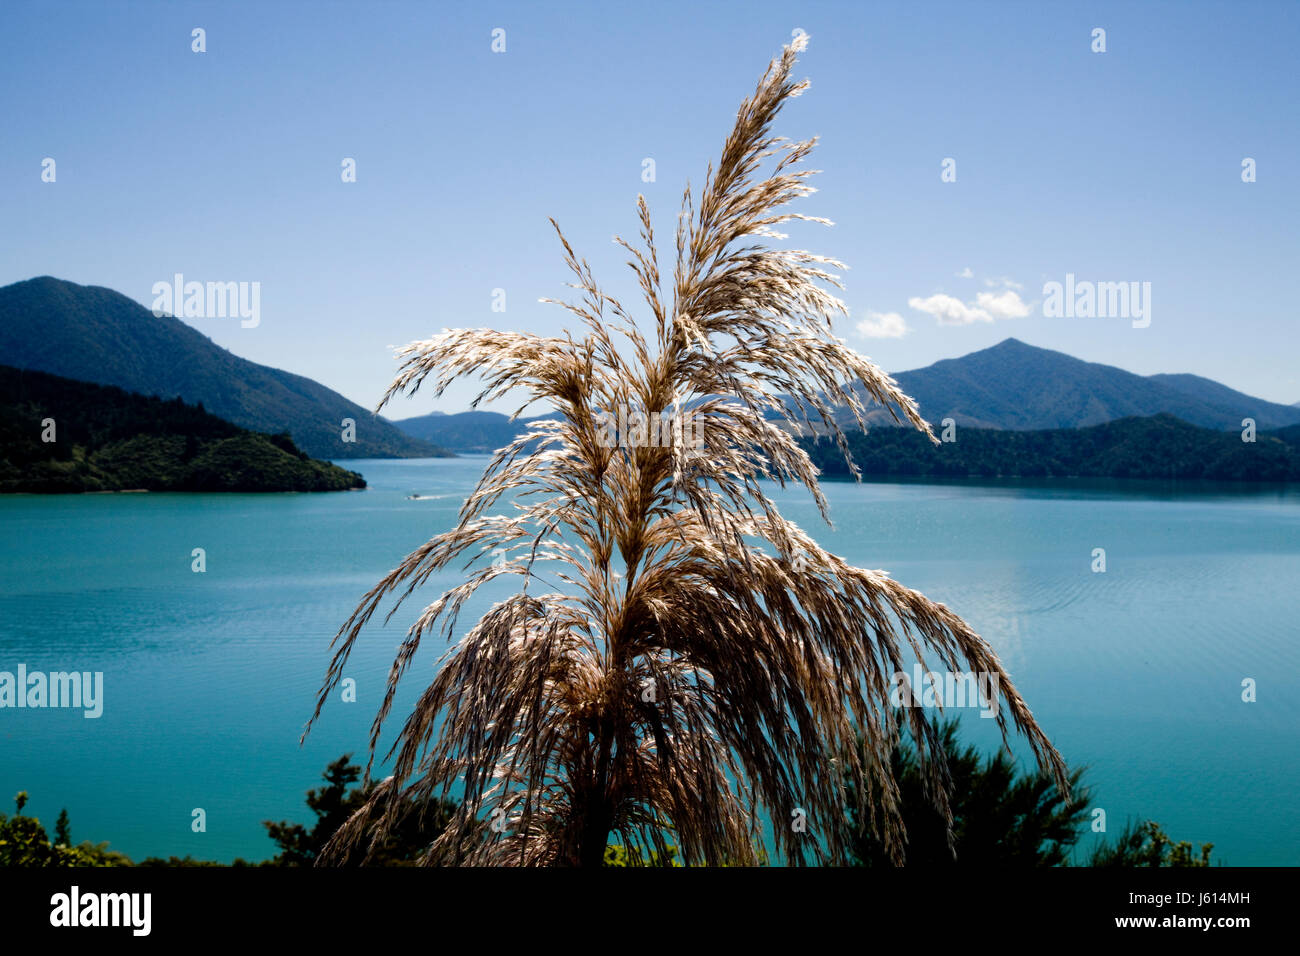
[306,34,1066,867]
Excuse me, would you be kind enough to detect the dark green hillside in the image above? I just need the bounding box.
[0,365,365,493]
[802,413,1300,482]
[0,276,448,459]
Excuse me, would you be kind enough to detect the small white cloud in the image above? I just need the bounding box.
[908,280,1031,325]
[855,310,908,338]
[908,293,992,325]
[975,289,1031,319]
[956,266,974,278]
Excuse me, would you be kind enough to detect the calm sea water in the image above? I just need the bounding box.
[2,458,1297,865]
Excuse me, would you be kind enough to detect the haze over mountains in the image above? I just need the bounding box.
[0,277,444,460]
[395,410,558,454]
[396,338,1300,453]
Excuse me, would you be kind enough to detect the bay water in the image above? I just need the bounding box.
[2,458,1296,864]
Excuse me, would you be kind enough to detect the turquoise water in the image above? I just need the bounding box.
[2,459,1298,864]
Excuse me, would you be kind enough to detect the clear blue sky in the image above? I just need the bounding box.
[3,0,1297,414]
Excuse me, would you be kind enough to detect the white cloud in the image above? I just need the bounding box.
[975,289,1031,319]
[908,281,1031,325]
[956,266,974,278]
[855,310,908,338]
[907,293,993,325]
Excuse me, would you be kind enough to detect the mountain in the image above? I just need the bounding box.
[0,364,365,493]
[802,413,1300,483]
[395,410,558,454]
[0,277,447,460]
[871,339,1300,432]
[1145,371,1300,427]
[394,338,1300,451]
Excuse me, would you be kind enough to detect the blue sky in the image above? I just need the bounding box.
[2,0,1297,414]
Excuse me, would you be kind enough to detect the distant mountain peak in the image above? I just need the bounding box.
[868,339,1300,433]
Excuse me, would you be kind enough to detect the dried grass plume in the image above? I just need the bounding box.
[306,34,1068,867]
